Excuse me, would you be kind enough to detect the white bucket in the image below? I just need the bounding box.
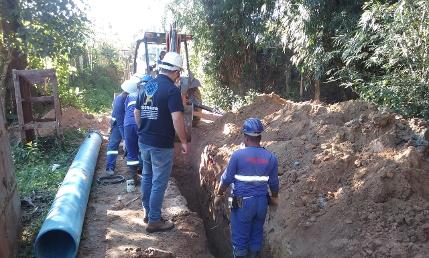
[126,179,135,193]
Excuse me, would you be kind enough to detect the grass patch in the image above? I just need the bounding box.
[68,67,121,114]
[12,129,86,257]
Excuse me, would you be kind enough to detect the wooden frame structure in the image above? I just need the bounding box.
[12,69,62,143]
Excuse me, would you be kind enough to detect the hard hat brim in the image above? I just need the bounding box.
[243,132,262,136]
[158,64,182,71]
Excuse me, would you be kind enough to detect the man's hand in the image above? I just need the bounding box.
[214,195,223,209]
[172,111,188,155]
[269,196,279,206]
[181,143,189,154]
[134,109,141,128]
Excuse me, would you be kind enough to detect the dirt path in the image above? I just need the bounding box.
[77,133,214,258]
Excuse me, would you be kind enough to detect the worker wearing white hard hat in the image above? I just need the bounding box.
[120,79,139,94]
[157,51,184,71]
[134,51,188,233]
[123,75,153,185]
[105,79,138,176]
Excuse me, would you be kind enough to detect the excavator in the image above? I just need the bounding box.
[132,24,222,140]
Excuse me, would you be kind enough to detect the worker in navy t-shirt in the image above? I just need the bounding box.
[134,52,188,233]
[214,118,279,258]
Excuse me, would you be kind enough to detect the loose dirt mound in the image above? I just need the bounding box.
[194,94,429,257]
[40,107,110,136]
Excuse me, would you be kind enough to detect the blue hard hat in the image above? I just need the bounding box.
[141,74,153,83]
[242,118,264,136]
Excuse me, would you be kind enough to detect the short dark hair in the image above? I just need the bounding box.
[244,134,261,143]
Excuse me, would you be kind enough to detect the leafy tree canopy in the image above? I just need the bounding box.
[1,0,89,59]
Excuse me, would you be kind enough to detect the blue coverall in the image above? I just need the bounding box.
[220,146,279,257]
[124,92,141,170]
[105,92,127,171]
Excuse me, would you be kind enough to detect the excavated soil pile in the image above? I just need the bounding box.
[193,94,429,257]
[39,107,110,135]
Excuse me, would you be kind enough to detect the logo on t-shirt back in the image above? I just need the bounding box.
[141,81,159,120]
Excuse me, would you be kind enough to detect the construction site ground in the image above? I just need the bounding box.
[36,94,429,257]
[56,110,213,258]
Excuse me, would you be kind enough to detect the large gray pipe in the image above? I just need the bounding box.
[35,131,102,258]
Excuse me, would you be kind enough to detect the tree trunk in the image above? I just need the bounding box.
[0,96,21,258]
[300,74,304,101]
[285,64,291,97]
[0,0,28,121]
[314,79,321,102]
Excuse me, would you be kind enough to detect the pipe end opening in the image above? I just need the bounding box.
[35,230,76,258]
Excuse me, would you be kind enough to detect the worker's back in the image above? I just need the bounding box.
[222,146,278,198]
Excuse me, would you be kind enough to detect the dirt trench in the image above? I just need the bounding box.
[41,106,228,258]
[190,94,429,257]
[77,136,215,258]
[62,94,429,257]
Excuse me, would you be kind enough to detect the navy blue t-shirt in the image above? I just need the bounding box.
[111,92,127,127]
[135,74,184,148]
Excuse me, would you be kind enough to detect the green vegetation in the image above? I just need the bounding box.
[171,0,296,110]
[172,0,429,119]
[12,129,85,257]
[1,0,90,117]
[1,1,124,254]
[1,0,123,119]
[69,43,124,113]
[338,0,429,119]
[12,130,85,196]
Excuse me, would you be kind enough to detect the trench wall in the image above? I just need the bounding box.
[173,129,274,258]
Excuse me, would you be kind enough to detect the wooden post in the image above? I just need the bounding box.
[12,70,26,142]
[20,77,35,141]
[50,74,62,136]
[0,97,21,258]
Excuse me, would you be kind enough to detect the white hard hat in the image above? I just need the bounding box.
[120,79,138,93]
[158,52,183,71]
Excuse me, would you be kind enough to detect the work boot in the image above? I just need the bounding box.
[128,166,140,185]
[105,169,114,176]
[136,166,142,175]
[248,251,261,258]
[146,219,174,233]
[134,174,141,186]
[144,216,166,224]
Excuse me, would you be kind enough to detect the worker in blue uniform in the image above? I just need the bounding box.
[105,79,138,176]
[123,74,153,183]
[214,118,279,258]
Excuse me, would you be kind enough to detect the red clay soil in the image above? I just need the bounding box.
[40,107,110,135]
[193,94,429,257]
